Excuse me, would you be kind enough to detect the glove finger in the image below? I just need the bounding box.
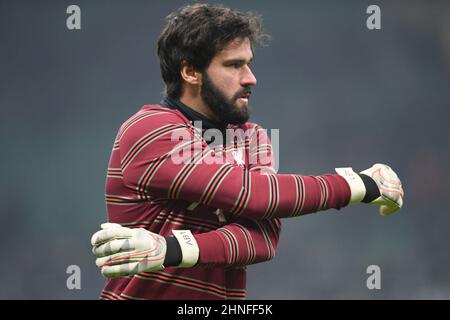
[99,257,166,278]
[101,262,140,278]
[95,245,160,268]
[397,195,403,208]
[90,223,124,245]
[100,223,123,229]
[380,204,400,216]
[91,226,133,246]
[95,250,137,268]
[92,238,134,257]
[379,194,402,215]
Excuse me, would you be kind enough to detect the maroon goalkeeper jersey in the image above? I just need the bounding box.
[100,102,351,300]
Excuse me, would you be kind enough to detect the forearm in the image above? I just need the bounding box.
[195,218,281,266]
[201,171,351,219]
[163,218,282,267]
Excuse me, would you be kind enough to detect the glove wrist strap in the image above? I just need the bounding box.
[358,173,381,203]
[163,236,182,267]
[335,167,366,204]
[172,230,200,268]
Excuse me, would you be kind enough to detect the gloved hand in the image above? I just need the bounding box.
[336,163,404,216]
[91,223,199,278]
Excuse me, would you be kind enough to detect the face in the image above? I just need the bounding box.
[200,37,257,125]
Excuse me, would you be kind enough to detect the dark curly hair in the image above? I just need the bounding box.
[157,3,269,99]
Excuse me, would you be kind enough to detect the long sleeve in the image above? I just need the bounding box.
[194,217,281,266]
[119,107,351,221]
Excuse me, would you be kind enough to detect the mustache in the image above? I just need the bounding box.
[233,87,252,100]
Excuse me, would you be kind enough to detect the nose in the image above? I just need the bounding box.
[241,65,257,87]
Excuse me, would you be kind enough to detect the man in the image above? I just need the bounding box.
[91,4,404,300]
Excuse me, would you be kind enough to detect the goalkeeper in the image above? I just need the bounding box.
[91,3,404,300]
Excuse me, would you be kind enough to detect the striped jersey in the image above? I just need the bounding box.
[100,103,351,300]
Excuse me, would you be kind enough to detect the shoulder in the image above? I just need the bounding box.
[137,104,189,125]
[116,104,190,143]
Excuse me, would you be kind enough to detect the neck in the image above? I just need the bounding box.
[179,94,218,122]
[163,96,224,127]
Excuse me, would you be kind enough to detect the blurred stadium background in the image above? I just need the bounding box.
[0,0,449,299]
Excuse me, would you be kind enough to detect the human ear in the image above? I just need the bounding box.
[180,61,201,85]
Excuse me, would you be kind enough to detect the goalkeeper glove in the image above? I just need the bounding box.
[335,163,404,216]
[91,223,199,278]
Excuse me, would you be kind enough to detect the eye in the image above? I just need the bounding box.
[225,60,253,69]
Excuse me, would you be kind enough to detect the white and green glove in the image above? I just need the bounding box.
[91,223,199,278]
[336,163,404,216]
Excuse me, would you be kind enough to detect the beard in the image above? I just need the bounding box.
[200,71,251,125]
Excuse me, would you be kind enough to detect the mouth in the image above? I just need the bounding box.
[237,90,251,102]
[237,96,249,104]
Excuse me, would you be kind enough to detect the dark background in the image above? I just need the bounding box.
[0,0,449,299]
